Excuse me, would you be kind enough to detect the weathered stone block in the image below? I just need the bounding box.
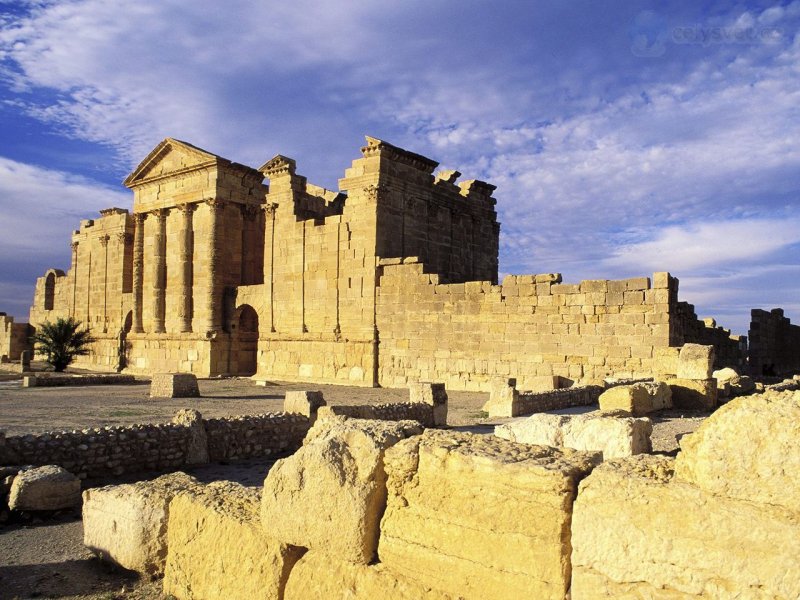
[164,481,303,600]
[82,472,199,576]
[408,382,448,426]
[495,411,652,459]
[482,378,520,417]
[284,551,456,600]
[675,390,800,512]
[150,372,200,398]
[571,455,800,598]
[677,343,715,380]
[260,416,423,564]
[667,378,717,410]
[8,465,81,511]
[713,367,755,397]
[283,390,326,421]
[171,409,209,465]
[598,381,670,416]
[379,430,599,600]
[653,346,679,378]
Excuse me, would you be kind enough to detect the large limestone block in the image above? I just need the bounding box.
[379,430,600,600]
[283,390,326,421]
[667,378,717,410]
[562,412,652,459]
[571,455,800,599]
[598,382,670,416]
[713,367,755,397]
[260,416,423,564]
[164,481,303,600]
[494,413,568,447]
[482,378,520,417]
[408,382,448,426]
[150,372,200,398]
[495,412,652,459]
[675,390,800,513]
[82,472,199,576]
[677,343,715,380]
[284,551,456,600]
[8,465,81,511]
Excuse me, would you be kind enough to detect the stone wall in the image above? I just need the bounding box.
[748,308,800,376]
[0,313,30,361]
[376,264,676,391]
[0,412,309,478]
[671,302,745,370]
[317,402,435,427]
[23,374,136,387]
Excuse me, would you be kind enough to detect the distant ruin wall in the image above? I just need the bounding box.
[671,301,745,370]
[376,262,675,391]
[749,308,800,376]
[0,412,309,479]
[0,314,30,361]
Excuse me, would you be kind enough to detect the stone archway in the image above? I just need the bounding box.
[231,304,259,376]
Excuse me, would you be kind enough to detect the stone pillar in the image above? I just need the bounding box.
[70,241,79,318]
[262,203,278,332]
[203,199,225,335]
[151,209,168,334]
[176,203,195,333]
[132,213,146,333]
[20,350,31,372]
[99,234,109,333]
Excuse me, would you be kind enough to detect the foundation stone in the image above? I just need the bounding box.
[260,416,423,564]
[379,429,600,600]
[150,373,200,398]
[82,472,199,576]
[163,481,304,600]
[8,465,81,511]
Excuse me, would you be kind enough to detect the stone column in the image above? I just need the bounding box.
[203,199,225,335]
[99,234,109,333]
[262,203,278,332]
[151,209,168,334]
[132,213,146,333]
[70,241,79,318]
[176,203,195,333]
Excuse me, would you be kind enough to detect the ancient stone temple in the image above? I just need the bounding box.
[28,136,747,390]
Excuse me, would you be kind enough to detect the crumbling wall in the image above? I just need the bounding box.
[670,301,745,370]
[748,308,800,376]
[0,412,308,478]
[376,263,675,391]
[0,313,31,361]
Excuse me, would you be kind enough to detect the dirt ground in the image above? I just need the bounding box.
[0,371,708,599]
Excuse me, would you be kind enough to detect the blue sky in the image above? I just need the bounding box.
[1,0,798,334]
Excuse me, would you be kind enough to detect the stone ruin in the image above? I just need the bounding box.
[3,135,794,387]
[72,384,800,599]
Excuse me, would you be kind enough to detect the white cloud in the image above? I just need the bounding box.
[0,155,128,257]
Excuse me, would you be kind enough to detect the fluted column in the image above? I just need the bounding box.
[132,214,146,333]
[176,203,195,333]
[99,235,109,333]
[203,199,225,335]
[70,241,79,318]
[151,209,168,334]
[262,203,278,332]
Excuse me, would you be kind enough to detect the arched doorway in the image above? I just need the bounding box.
[231,304,259,376]
[44,272,55,310]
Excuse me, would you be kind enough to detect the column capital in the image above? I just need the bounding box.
[363,184,390,202]
[116,232,133,245]
[70,241,80,251]
[133,212,147,224]
[240,204,260,221]
[176,202,197,214]
[205,198,226,212]
[151,208,169,220]
[261,202,279,216]
[98,234,110,247]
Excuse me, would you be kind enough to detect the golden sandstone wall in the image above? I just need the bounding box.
[27,135,754,387]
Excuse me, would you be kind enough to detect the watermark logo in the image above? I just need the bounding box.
[629,10,668,57]
[630,11,783,57]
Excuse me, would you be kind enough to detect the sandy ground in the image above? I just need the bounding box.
[0,371,708,599]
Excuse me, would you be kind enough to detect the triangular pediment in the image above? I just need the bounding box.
[123,138,225,188]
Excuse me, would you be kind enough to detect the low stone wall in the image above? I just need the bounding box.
[317,403,435,427]
[0,412,310,479]
[23,374,137,388]
[484,379,603,417]
[205,414,311,462]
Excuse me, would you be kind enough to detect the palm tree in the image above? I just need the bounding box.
[32,317,95,372]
